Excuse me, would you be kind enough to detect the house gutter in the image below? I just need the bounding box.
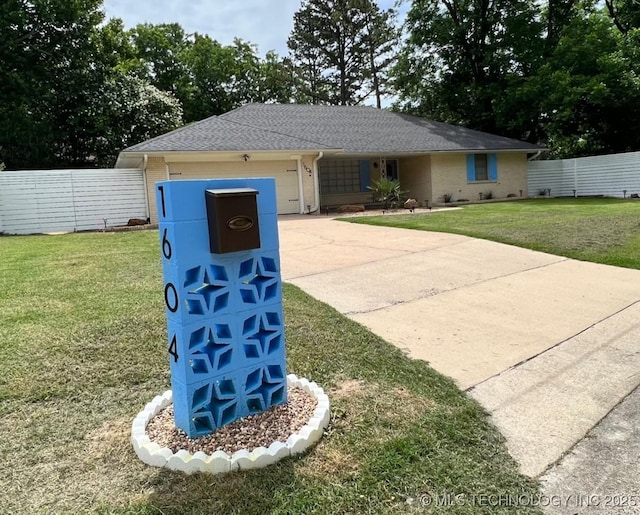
[142,154,151,221]
[295,156,305,215]
[528,151,542,161]
[311,152,323,213]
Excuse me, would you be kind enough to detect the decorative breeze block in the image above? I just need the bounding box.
[156,179,287,438]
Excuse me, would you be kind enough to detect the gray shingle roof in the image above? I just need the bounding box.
[124,115,334,152]
[124,103,540,154]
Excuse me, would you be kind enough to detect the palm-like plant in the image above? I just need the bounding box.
[368,177,405,210]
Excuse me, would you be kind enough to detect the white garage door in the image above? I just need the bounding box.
[168,161,300,214]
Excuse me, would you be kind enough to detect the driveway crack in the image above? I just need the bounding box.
[343,257,568,316]
[285,238,509,281]
[467,298,640,393]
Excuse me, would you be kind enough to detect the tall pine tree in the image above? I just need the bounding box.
[288,0,398,106]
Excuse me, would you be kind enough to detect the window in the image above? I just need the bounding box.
[319,159,370,194]
[385,160,399,181]
[467,154,498,182]
[474,154,488,181]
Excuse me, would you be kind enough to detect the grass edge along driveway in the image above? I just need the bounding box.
[345,199,640,270]
[0,231,540,514]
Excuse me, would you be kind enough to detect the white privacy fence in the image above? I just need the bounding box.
[528,151,640,198]
[0,169,148,235]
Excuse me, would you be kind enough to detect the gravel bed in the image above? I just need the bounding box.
[146,387,318,455]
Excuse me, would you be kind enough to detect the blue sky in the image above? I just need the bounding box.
[102,0,403,57]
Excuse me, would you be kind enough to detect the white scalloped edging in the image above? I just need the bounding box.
[131,374,330,474]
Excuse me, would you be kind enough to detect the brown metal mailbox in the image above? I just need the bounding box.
[205,188,261,253]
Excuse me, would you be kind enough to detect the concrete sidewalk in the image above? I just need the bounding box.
[278,215,640,479]
[540,386,640,514]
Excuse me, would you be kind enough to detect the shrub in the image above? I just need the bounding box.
[368,177,405,209]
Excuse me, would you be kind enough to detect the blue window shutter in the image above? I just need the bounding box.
[489,154,498,181]
[466,154,475,182]
[359,160,371,192]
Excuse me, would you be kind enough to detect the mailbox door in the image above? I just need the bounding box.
[206,189,261,253]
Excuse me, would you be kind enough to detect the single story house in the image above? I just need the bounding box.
[115,103,542,222]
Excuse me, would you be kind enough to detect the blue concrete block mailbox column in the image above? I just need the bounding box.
[155,178,287,438]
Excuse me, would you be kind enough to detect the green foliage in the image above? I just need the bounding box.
[0,0,107,168]
[129,23,190,97]
[257,51,297,104]
[288,0,398,105]
[4,0,640,167]
[358,0,399,108]
[0,3,185,169]
[0,4,297,169]
[606,0,640,33]
[181,35,249,121]
[93,74,183,167]
[394,0,543,136]
[123,25,295,123]
[394,0,640,156]
[368,177,405,209]
[535,9,640,157]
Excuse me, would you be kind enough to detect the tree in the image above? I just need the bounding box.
[91,21,184,165]
[605,0,640,34]
[0,2,184,169]
[546,0,580,51]
[358,0,399,108]
[127,22,193,118]
[288,21,329,104]
[129,23,190,96]
[394,0,543,136]
[98,18,140,74]
[0,0,108,169]
[228,39,262,105]
[288,0,398,105]
[534,8,640,157]
[256,51,296,104]
[93,74,183,166]
[180,34,242,121]
[288,0,354,104]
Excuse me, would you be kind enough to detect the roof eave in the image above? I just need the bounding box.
[428,147,546,153]
[115,146,544,166]
[115,148,344,167]
[324,148,546,157]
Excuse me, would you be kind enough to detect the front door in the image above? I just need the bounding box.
[385,159,399,181]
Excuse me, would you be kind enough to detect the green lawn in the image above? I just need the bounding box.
[0,231,540,514]
[346,199,640,270]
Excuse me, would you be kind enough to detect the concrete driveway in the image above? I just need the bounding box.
[278,215,640,481]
